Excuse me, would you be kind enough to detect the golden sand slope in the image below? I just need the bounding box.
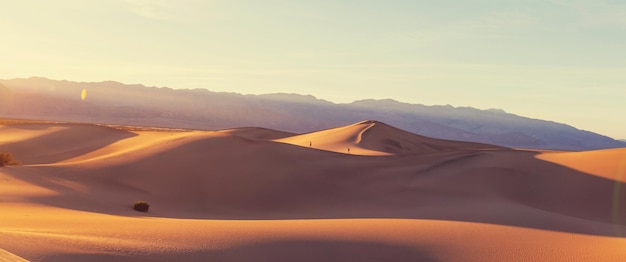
[2,205,625,262]
[537,148,626,182]
[1,120,626,261]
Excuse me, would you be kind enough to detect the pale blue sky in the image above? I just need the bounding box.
[1,0,625,139]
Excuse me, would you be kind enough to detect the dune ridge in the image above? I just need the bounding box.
[1,119,626,261]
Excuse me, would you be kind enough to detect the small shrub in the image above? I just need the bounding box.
[133,201,150,212]
[0,152,18,167]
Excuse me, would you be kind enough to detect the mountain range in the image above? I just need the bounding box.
[1,77,624,151]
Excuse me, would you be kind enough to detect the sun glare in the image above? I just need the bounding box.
[81,89,87,100]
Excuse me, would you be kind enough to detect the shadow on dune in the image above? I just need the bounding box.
[5,133,626,238]
[42,240,434,262]
[0,123,137,164]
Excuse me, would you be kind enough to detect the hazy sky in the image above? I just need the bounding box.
[1,0,625,139]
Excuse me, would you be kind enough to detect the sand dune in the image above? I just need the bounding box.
[274,120,504,155]
[1,119,626,261]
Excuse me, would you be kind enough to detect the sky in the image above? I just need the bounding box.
[1,0,625,139]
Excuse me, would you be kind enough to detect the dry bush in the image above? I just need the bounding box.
[0,152,18,167]
[133,201,150,212]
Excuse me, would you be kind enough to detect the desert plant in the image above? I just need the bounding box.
[0,152,18,167]
[133,201,150,212]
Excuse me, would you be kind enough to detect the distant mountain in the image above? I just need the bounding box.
[1,77,624,151]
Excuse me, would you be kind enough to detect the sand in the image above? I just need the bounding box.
[1,119,626,261]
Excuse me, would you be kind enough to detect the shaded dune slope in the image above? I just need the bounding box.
[0,248,28,262]
[218,127,295,140]
[2,121,626,238]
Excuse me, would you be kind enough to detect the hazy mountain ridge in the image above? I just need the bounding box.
[1,77,624,151]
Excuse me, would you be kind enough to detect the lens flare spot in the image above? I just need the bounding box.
[81,89,87,100]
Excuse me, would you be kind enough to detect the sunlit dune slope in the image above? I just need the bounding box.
[537,148,626,182]
[2,119,626,261]
[274,120,505,155]
[2,206,626,262]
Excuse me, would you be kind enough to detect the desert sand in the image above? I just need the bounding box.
[1,119,626,261]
